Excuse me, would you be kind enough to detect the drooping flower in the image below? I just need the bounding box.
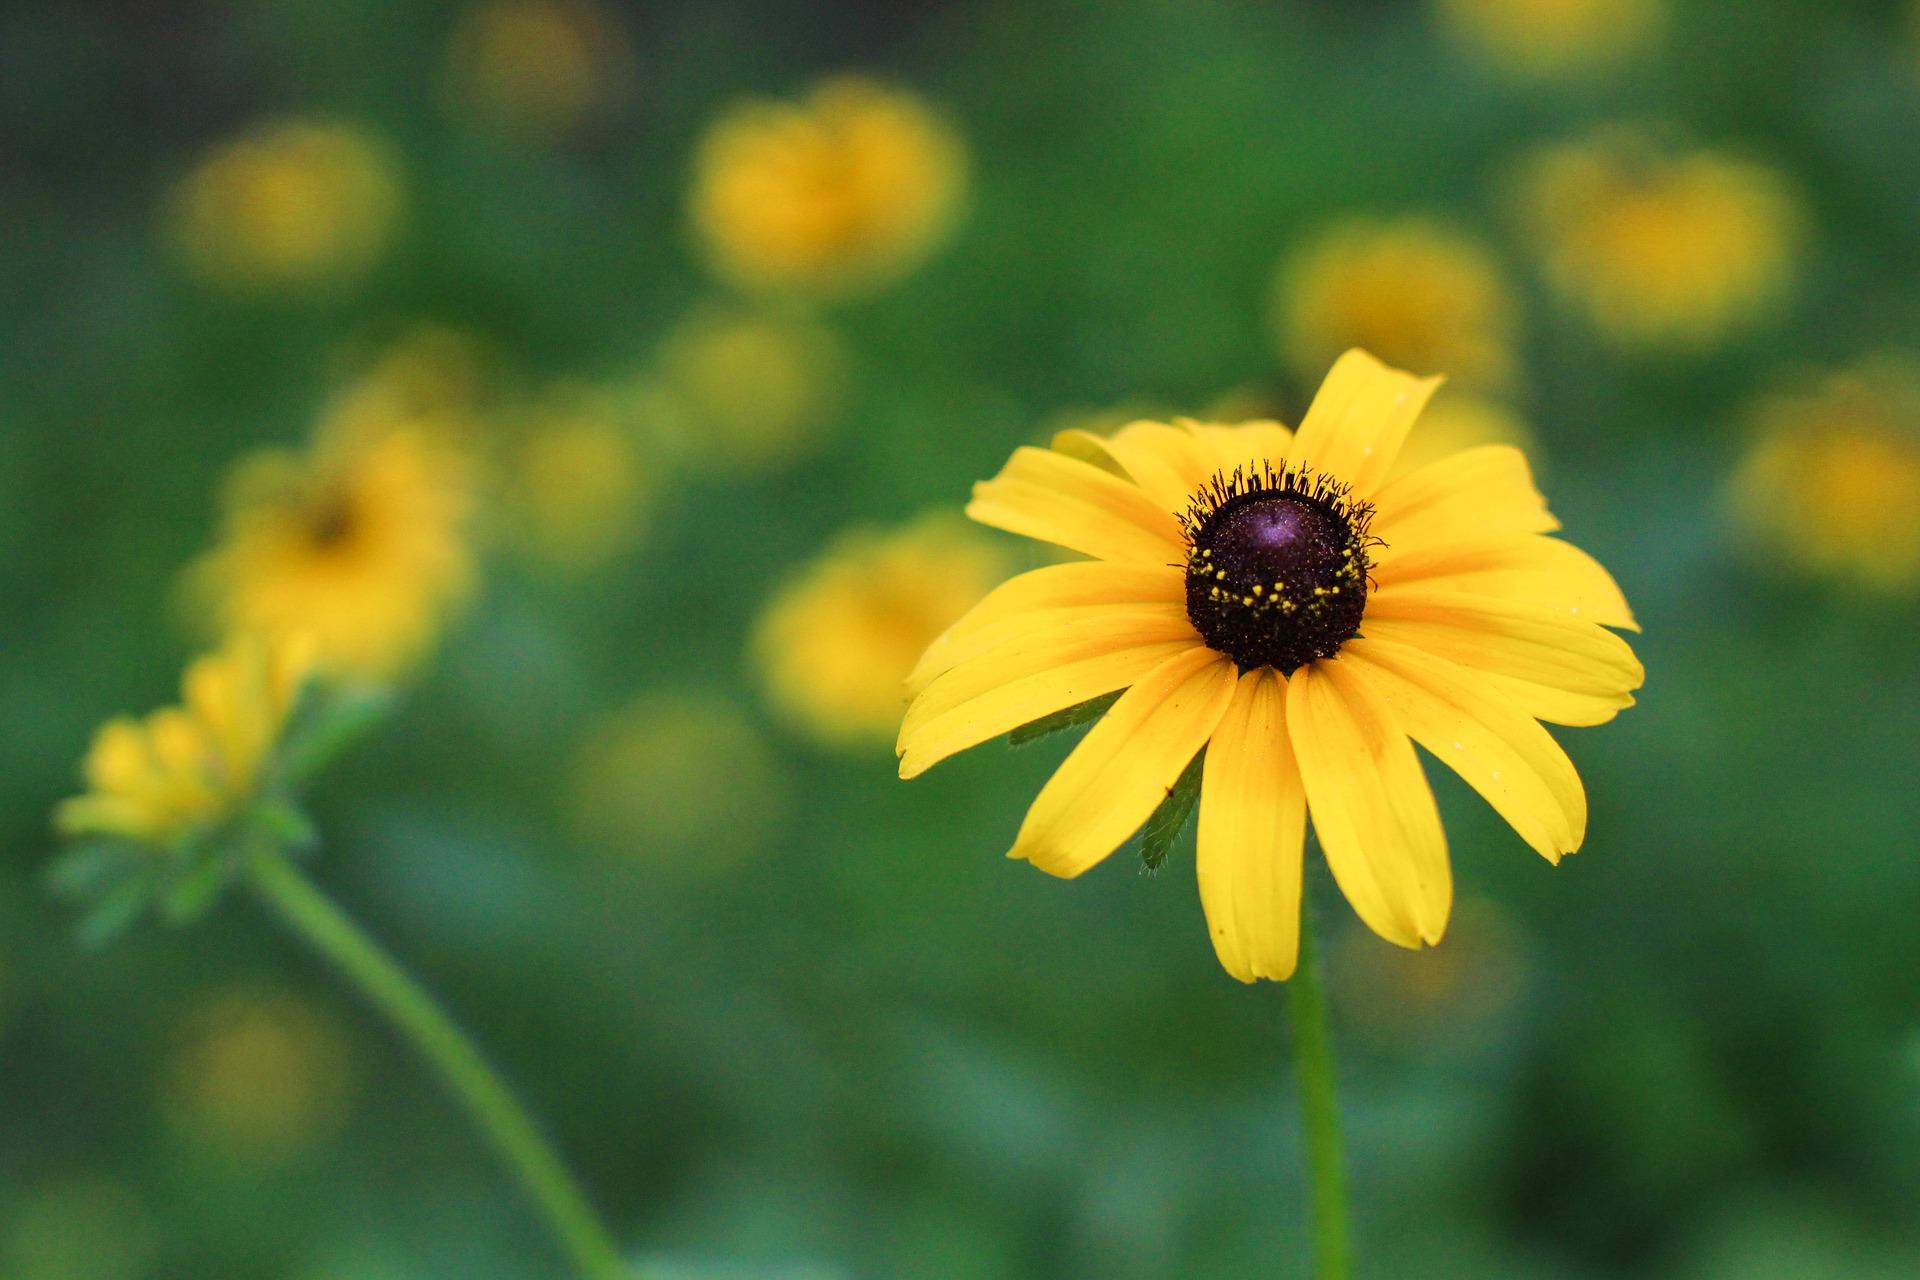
[1433,0,1666,79]
[169,120,402,292]
[752,515,1008,745]
[1274,217,1518,391]
[441,0,632,141]
[645,303,847,470]
[688,77,967,295]
[1512,128,1799,348]
[186,420,477,681]
[57,636,313,847]
[899,350,1642,982]
[1728,358,1920,591]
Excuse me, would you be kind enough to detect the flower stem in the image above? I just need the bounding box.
[248,848,627,1279]
[1289,905,1351,1280]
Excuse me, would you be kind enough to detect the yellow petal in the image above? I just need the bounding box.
[1339,638,1586,862]
[1361,587,1644,723]
[1010,646,1236,878]
[907,561,1184,693]
[898,611,1200,778]
[1370,445,1559,552]
[1052,422,1211,516]
[1183,419,1294,477]
[966,446,1185,564]
[1287,349,1443,495]
[1196,668,1306,982]
[1374,534,1639,631]
[1286,660,1451,948]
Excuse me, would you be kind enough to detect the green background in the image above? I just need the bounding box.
[4,1,1919,1276]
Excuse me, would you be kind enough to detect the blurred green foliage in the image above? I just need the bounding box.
[4,1,1920,1277]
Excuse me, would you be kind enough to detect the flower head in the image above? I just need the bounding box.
[441,0,632,141]
[646,304,847,470]
[1513,129,1799,348]
[688,77,967,295]
[900,351,1642,982]
[753,515,1008,745]
[169,119,402,292]
[57,636,313,847]
[1434,0,1666,79]
[503,387,651,573]
[1274,218,1517,390]
[1728,359,1920,591]
[186,419,477,681]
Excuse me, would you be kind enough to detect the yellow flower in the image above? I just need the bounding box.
[647,304,847,470]
[1513,129,1799,348]
[163,987,354,1165]
[1388,389,1537,480]
[1433,0,1666,78]
[57,636,313,846]
[569,693,789,873]
[900,350,1642,982]
[187,420,477,681]
[170,119,402,291]
[753,516,1009,746]
[504,387,651,572]
[1728,359,1920,590]
[322,326,497,448]
[441,0,631,141]
[1274,217,1517,390]
[688,76,967,295]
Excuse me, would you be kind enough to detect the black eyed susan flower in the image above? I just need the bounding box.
[899,350,1643,982]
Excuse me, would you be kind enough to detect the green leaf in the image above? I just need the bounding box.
[276,686,391,785]
[74,876,155,949]
[1007,691,1123,747]
[159,848,236,924]
[45,840,135,899]
[1139,749,1204,874]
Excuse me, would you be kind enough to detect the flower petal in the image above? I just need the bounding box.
[1053,422,1214,517]
[1287,349,1444,495]
[1187,419,1294,476]
[1361,587,1644,725]
[1339,637,1587,862]
[967,446,1185,564]
[1009,647,1237,878]
[1374,534,1638,631]
[908,561,1185,692]
[1196,667,1306,982]
[898,608,1200,778]
[1286,660,1451,948]
[1370,445,1559,552]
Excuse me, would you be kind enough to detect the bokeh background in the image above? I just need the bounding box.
[5,1,1920,1277]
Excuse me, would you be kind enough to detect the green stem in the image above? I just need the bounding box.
[1289,906,1351,1280]
[248,849,627,1279]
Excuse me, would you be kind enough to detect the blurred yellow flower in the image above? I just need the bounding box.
[1274,217,1517,389]
[163,987,354,1164]
[753,516,1009,745]
[442,0,632,141]
[648,304,847,469]
[323,326,498,448]
[1434,0,1666,78]
[1513,129,1800,348]
[57,636,313,846]
[170,119,402,291]
[689,76,967,295]
[504,387,651,572]
[570,693,789,871]
[0,1176,157,1280]
[187,420,477,680]
[1729,359,1920,590]
[1389,389,1538,480]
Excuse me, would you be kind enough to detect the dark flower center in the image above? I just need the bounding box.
[1182,465,1375,672]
